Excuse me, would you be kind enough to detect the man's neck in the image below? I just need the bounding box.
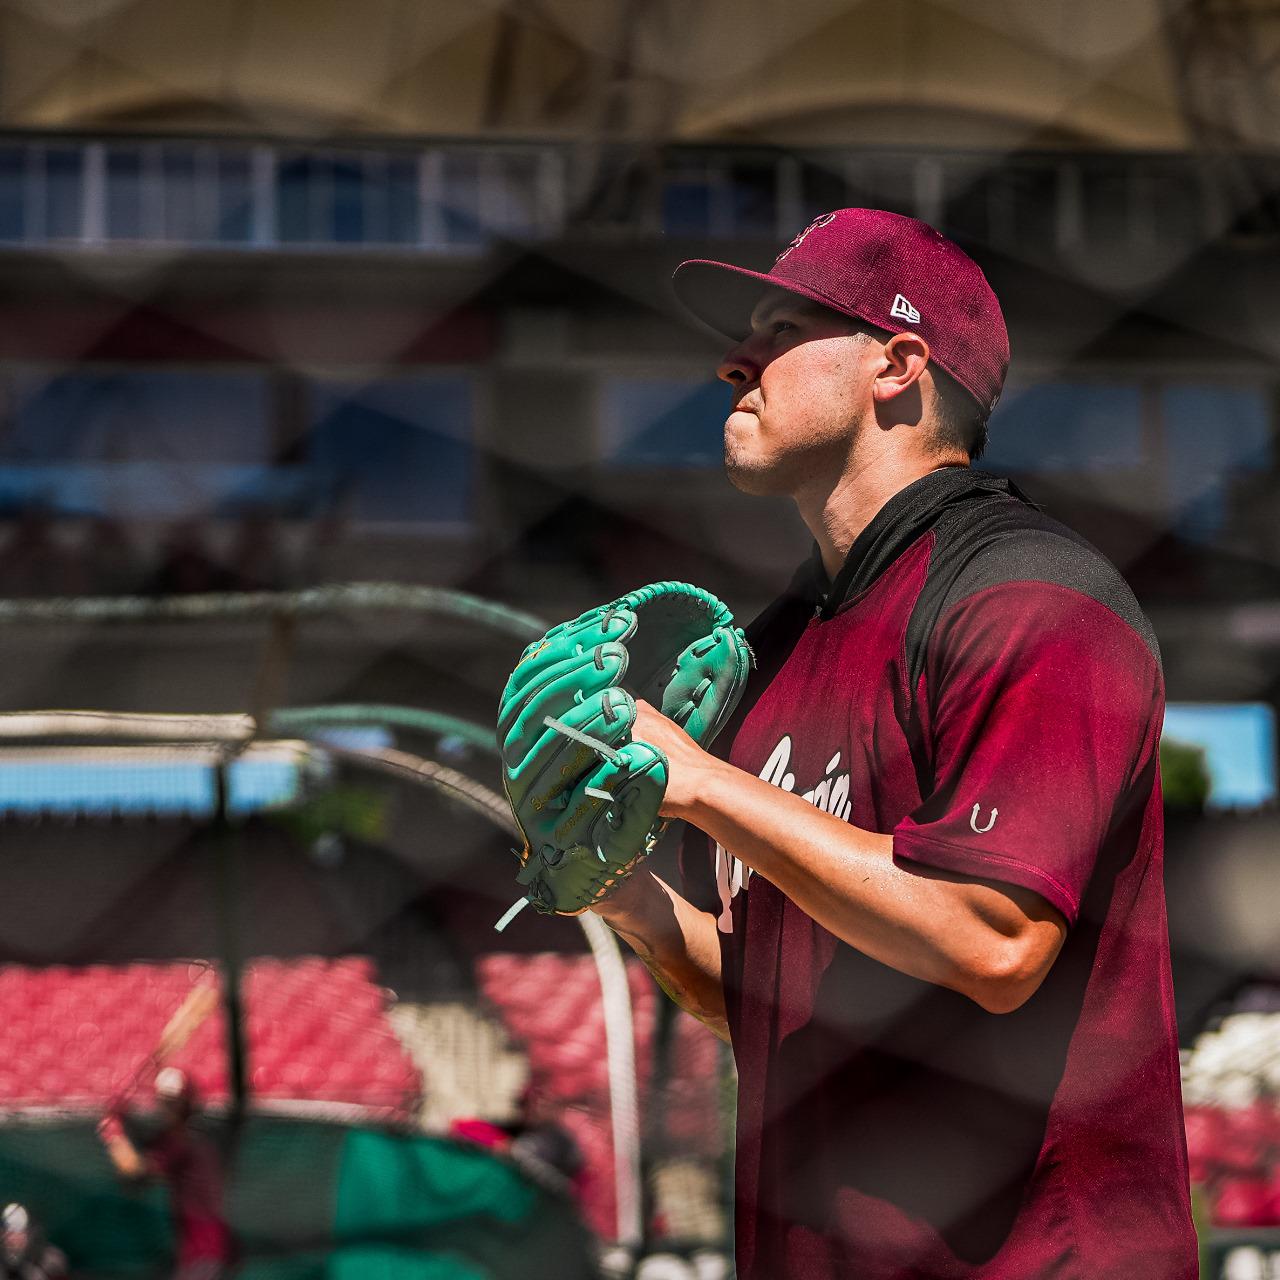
[798,453,970,580]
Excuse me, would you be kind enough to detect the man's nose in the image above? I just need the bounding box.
[717,340,759,386]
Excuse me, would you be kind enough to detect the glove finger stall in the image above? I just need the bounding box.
[518,740,668,914]
[611,583,734,706]
[503,607,637,707]
[504,685,637,823]
[499,642,627,767]
[661,625,752,747]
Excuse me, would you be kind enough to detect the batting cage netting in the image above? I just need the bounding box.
[0,585,735,1280]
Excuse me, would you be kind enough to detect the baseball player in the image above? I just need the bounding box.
[0,1204,66,1280]
[99,1068,237,1279]
[585,210,1198,1277]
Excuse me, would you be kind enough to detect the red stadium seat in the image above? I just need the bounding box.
[0,955,419,1120]
[1215,1176,1276,1227]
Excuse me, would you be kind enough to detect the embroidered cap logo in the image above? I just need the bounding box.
[890,293,921,324]
[774,211,837,265]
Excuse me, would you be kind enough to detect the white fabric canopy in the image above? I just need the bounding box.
[1,0,1267,150]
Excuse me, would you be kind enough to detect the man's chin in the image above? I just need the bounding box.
[724,456,790,497]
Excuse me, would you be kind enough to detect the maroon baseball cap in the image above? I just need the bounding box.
[672,208,1009,418]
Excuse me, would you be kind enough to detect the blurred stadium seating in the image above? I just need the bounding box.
[478,954,723,1240]
[0,957,417,1117]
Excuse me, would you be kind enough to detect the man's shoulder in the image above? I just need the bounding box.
[928,491,1159,660]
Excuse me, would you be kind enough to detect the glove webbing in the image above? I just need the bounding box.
[494,714,622,932]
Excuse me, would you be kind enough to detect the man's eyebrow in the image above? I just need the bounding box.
[750,295,811,327]
[749,297,846,334]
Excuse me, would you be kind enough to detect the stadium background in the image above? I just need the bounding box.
[0,1,1277,1276]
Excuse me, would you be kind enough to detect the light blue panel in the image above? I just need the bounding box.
[44,149,83,241]
[0,756,301,816]
[310,727,393,751]
[0,463,309,519]
[226,758,303,814]
[1163,702,1277,810]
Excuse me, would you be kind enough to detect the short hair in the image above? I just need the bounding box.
[929,367,990,461]
[843,318,991,460]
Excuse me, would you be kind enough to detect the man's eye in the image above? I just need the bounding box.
[773,319,796,335]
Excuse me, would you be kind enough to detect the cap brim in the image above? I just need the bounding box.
[671,259,855,342]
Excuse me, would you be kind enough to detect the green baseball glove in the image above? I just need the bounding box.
[495,581,753,929]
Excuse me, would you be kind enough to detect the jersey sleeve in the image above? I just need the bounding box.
[892,575,1163,926]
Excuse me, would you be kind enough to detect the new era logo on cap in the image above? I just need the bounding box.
[890,293,920,324]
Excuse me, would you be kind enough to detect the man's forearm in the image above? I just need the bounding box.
[679,758,1064,1012]
[592,870,731,1042]
[99,1126,147,1180]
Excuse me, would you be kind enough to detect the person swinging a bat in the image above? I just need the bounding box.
[97,979,238,1280]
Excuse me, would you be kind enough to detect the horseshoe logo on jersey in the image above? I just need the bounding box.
[970,803,998,834]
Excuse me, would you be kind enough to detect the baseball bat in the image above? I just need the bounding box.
[153,971,221,1062]
[109,963,221,1109]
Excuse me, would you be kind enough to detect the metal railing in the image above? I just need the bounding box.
[0,133,1264,261]
[0,138,567,252]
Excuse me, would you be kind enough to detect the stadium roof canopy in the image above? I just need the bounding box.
[0,0,1272,151]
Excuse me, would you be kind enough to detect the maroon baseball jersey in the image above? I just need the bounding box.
[683,468,1197,1280]
[148,1128,236,1265]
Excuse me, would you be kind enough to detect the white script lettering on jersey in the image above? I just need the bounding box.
[714,735,854,933]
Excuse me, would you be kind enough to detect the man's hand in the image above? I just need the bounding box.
[578,703,732,1039]
[98,1113,148,1181]
[632,699,725,818]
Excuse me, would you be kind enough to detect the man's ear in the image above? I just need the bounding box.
[871,332,931,408]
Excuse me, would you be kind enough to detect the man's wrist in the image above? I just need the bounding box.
[668,751,735,825]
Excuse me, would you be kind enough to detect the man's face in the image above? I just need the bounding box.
[716,289,878,497]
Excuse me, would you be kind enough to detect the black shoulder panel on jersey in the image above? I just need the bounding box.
[710,555,816,767]
[904,493,1160,699]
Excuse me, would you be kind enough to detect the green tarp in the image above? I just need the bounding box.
[0,1116,597,1279]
